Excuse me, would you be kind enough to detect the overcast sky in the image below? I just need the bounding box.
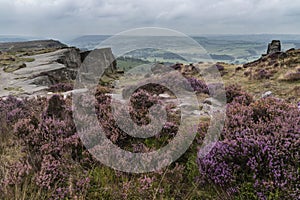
[1,0,300,40]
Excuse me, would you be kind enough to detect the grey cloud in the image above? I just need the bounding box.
[0,0,299,39]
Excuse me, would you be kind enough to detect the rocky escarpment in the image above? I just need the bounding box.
[229,41,300,102]
[0,40,118,97]
[0,40,67,52]
[242,48,300,81]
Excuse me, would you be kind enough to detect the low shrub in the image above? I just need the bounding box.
[225,84,253,105]
[48,82,74,93]
[197,97,300,199]
[3,95,90,200]
[186,77,209,94]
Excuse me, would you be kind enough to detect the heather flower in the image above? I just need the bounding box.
[197,97,300,198]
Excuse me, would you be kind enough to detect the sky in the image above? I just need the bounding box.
[1,0,300,40]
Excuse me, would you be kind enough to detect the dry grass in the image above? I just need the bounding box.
[0,52,35,70]
[219,53,300,103]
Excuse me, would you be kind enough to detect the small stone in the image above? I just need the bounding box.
[192,110,202,115]
[159,93,171,98]
[262,91,273,98]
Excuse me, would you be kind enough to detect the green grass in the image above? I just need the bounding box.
[116,57,150,72]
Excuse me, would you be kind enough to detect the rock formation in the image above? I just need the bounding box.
[0,40,118,97]
[244,40,285,68]
[80,48,117,85]
[267,40,281,55]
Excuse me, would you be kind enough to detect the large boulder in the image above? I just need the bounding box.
[80,48,117,85]
[267,40,281,55]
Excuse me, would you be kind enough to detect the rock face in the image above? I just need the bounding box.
[244,40,285,68]
[80,48,117,85]
[0,46,117,97]
[267,40,281,55]
[14,47,82,83]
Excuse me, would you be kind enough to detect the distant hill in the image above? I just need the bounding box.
[0,37,28,43]
[0,40,68,52]
[68,34,300,64]
[0,35,44,43]
[67,35,111,50]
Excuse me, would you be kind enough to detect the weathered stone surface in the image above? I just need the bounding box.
[0,46,117,97]
[14,48,81,82]
[80,48,117,85]
[28,76,52,86]
[0,48,80,97]
[80,50,92,62]
[267,40,281,55]
[56,48,82,68]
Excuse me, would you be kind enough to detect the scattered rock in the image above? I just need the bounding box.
[170,63,198,75]
[262,91,273,98]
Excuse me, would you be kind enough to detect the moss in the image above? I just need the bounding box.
[21,57,35,62]
[3,63,26,73]
[4,86,24,92]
